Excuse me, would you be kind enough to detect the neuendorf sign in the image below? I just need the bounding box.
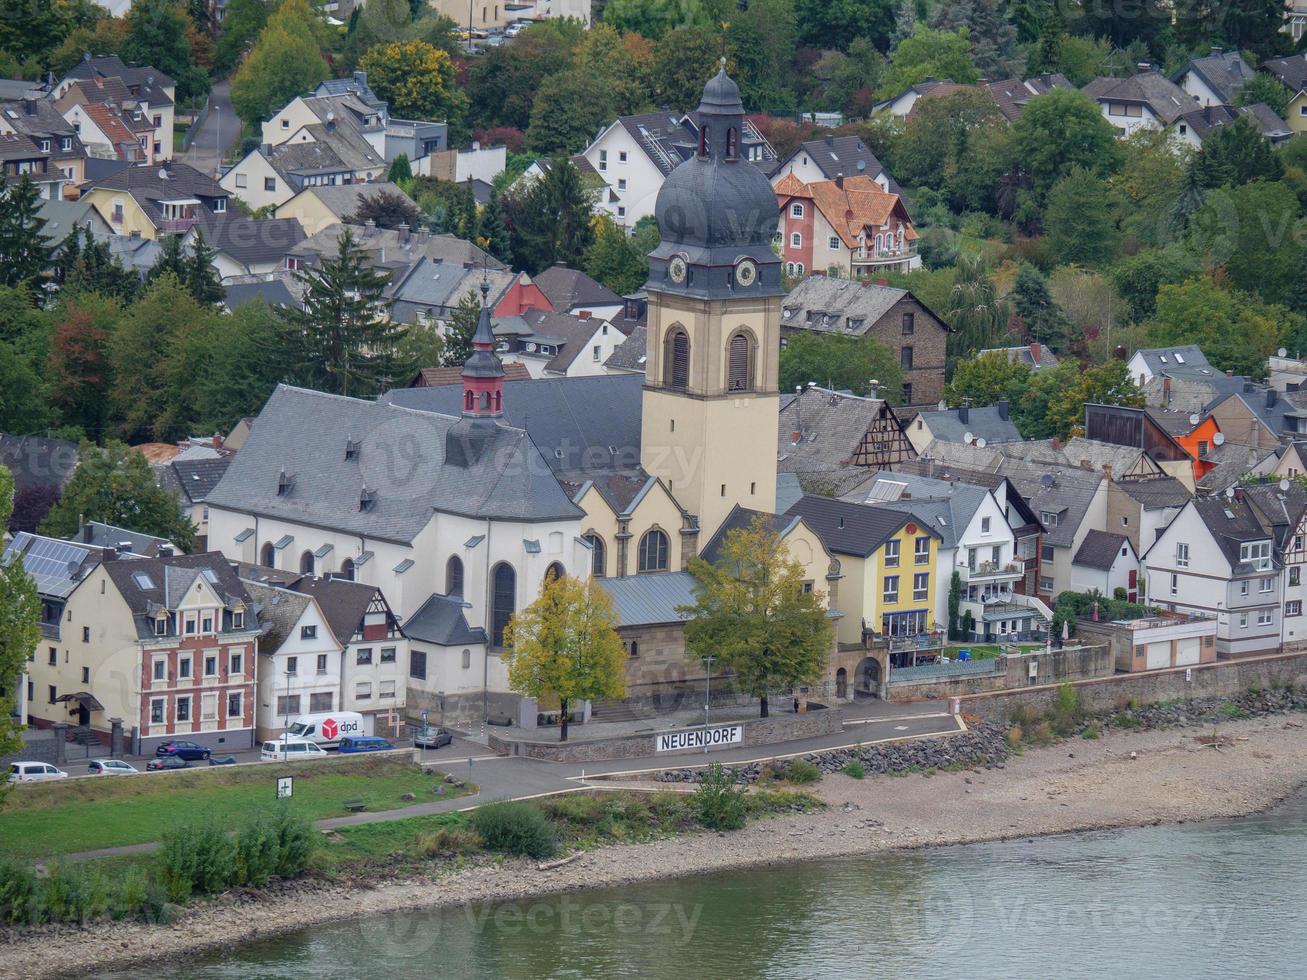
[656,724,744,753]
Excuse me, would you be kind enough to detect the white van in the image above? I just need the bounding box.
[284,711,371,748]
[260,738,329,762]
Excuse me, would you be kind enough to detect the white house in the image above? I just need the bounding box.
[246,581,343,740]
[1070,529,1140,601]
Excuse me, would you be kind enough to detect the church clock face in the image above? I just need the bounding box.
[735,258,758,287]
[668,255,688,284]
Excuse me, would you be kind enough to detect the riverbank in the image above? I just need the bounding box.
[8,713,1307,979]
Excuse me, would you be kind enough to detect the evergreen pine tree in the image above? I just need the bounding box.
[275,228,408,397]
[0,176,54,296]
[439,289,482,368]
[387,153,413,185]
[185,230,226,305]
[1011,263,1069,350]
[480,190,513,265]
[59,228,139,301]
[147,233,189,285]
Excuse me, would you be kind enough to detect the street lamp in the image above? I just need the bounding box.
[437,690,446,728]
[701,653,716,745]
[283,665,292,761]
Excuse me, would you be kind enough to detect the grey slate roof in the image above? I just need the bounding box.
[1244,482,1307,550]
[86,162,227,226]
[159,457,232,505]
[289,575,384,647]
[1195,442,1276,493]
[1173,51,1255,105]
[1115,477,1191,509]
[1265,54,1307,91]
[975,343,1059,371]
[287,182,417,221]
[533,264,623,312]
[778,387,911,496]
[385,374,646,482]
[599,571,697,627]
[223,278,297,310]
[61,55,175,95]
[404,592,487,646]
[193,214,305,268]
[777,135,902,194]
[982,73,1074,121]
[37,198,110,243]
[698,505,802,565]
[604,324,647,373]
[0,434,78,493]
[782,276,907,336]
[851,472,992,550]
[1133,345,1216,379]
[784,494,939,559]
[103,551,252,640]
[1074,529,1132,571]
[1192,495,1275,572]
[918,405,1022,446]
[206,385,583,543]
[997,462,1103,550]
[77,520,174,557]
[244,581,313,654]
[1083,72,1194,123]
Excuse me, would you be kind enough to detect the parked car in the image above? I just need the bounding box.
[154,740,211,761]
[413,726,453,749]
[338,736,394,754]
[260,739,329,762]
[88,759,138,775]
[146,756,191,772]
[7,761,68,783]
[208,755,237,766]
[505,22,526,37]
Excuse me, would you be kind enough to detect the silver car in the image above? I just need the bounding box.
[7,761,68,783]
[88,759,139,775]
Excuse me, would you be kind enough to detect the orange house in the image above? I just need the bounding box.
[1173,416,1221,481]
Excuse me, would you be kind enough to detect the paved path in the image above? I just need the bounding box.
[57,708,960,863]
[177,81,237,178]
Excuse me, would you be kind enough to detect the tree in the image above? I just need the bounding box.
[604,0,710,39]
[680,514,832,718]
[479,189,513,265]
[275,228,409,397]
[185,231,225,305]
[778,333,903,399]
[47,293,120,440]
[1045,167,1116,266]
[439,289,482,368]
[572,22,657,117]
[39,441,197,551]
[1190,180,1303,306]
[501,159,596,274]
[231,0,329,125]
[503,573,627,742]
[1009,88,1122,202]
[943,349,1032,407]
[186,298,293,433]
[466,22,579,131]
[0,341,52,434]
[57,227,138,301]
[722,0,799,114]
[944,254,1010,370]
[348,189,423,231]
[1045,359,1143,441]
[1238,73,1291,117]
[584,216,651,296]
[653,25,725,109]
[1191,115,1283,189]
[123,0,208,101]
[526,69,617,155]
[358,40,468,126]
[890,89,1008,211]
[0,462,41,765]
[0,177,53,295]
[1148,277,1297,379]
[929,0,1019,77]
[820,37,885,114]
[214,0,273,74]
[387,154,413,186]
[796,0,895,52]
[878,25,980,97]
[1111,129,1188,250]
[947,569,962,640]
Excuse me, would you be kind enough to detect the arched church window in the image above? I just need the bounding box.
[638,530,669,573]
[490,562,516,647]
[664,328,690,390]
[446,555,464,596]
[727,331,755,392]
[726,127,738,160]
[584,534,606,577]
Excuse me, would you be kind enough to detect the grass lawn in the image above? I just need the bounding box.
[950,643,1043,661]
[0,755,465,860]
[312,810,470,874]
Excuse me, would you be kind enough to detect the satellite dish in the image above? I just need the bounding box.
[964,431,975,445]
[1226,486,1236,499]
[1040,473,1055,489]
[976,437,988,448]
[1213,432,1226,446]
[157,167,168,180]
[1189,414,1200,426]
[1279,348,1289,358]
[1281,479,1292,492]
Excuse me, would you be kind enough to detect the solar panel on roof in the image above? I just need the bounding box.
[12,534,94,598]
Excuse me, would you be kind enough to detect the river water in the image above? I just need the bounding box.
[110,796,1307,979]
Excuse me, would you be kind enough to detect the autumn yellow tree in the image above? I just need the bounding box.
[358,40,468,131]
[680,515,832,718]
[503,573,627,742]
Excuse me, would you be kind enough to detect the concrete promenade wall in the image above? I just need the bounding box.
[956,651,1307,723]
[487,708,842,762]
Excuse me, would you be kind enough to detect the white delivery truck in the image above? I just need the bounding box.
[284,711,371,748]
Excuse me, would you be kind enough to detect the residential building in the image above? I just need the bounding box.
[1171,49,1256,107]
[784,494,943,652]
[1106,476,1191,555]
[1126,345,1217,386]
[1171,102,1292,147]
[1083,402,1203,485]
[1082,72,1195,136]
[1283,4,1307,43]
[1070,529,1140,600]
[774,173,919,276]
[76,520,177,558]
[975,342,1060,372]
[183,214,306,281]
[0,98,87,189]
[81,162,229,240]
[982,74,1076,120]
[907,402,1023,454]
[532,264,624,320]
[0,135,69,200]
[411,362,532,387]
[273,181,418,235]
[156,456,233,549]
[221,123,387,211]
[498,309,633,379]
[579,108,776,228]
[245,581,342,740]
[403,593,489,723]
[1146,492,1286,658]
[6,538,259,753]
[1265,52,1307,133]
[1003,461,1108,601]
[873,79,968,118]
[38,197,112,243]
[53,55,175,161]
[778,386,917,496]
[771,134,902,195]
[387,261,549,327]
[604,325,648,375]
[778,276,948,405]
[58,91,156,164]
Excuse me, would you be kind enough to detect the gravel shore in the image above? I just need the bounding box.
[9,714,1307,979]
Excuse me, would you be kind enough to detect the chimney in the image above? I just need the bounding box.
[211,433,223,449]
[1103,463,1114,481]
[1225,370,1233,377]
[1029,342,1041,366]
[1234,487,1246,502]
[1162,376,1172,405]
[958,403,969,424]
[835,174,844,189]
[23,98,35,116]
[997,398,1008,420]
[1051,436,1060,451]
[157,544,174,558]
[874,278,888,286]
[365,218,376,229]
[398,221,410,244]
[1267,388,1278,408]
[353,70,367,88]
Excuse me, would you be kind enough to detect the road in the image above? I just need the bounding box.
[177,81,237,178]
[57,707,962,862]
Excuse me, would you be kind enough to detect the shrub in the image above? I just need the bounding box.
[1031,721,1055,745]
[1082,721,1100,740]
[469,801,557,859]
[694,764,748,831]
[540,794,605,825]
[1114,712,1140,729]
[158,825,199,903]
[270,806,315,879]
[842,759,866,779]
[785,759,822,784]
[1220,702,1244,720]
[415,827,483,857]
[234,812,281,887]
[190,821,235,896]
[1050,683,1084,735]
[1007,724,1024,746]
[0,859,37,925]
[41,862,110,924]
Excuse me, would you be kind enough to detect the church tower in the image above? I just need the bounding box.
[640,63,782,540]
[446,280,505,468]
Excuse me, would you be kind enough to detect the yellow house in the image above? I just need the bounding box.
[784,494,942,647]
[80,162,230,240]
[1285,89,1307,135]
[275,181,418,236]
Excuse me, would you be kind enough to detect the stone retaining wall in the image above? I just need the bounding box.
[888,644,1112,701]
[957,650,1307,723]
[487,708,842,762]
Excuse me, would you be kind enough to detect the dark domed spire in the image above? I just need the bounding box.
[697,59,743,116]
[459,278,504,413]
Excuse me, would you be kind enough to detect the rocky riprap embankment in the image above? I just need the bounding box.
[654,725,1012,784]
[1089,686,1307,733]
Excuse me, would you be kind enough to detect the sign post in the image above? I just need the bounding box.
[656,724,744,753]
[276,776,293,800]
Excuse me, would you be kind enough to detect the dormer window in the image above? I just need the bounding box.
[345,438,360,461]
[278,470,295,495]
[154,615,167,636]
[359,487,377,512]
[233,609,244,630]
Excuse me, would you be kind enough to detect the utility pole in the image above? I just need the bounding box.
[702,653,716,751]
[283,666,291,761]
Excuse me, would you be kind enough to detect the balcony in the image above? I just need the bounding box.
[852,242,918,268]
[159,216,198,233]
[960,560,1024,584]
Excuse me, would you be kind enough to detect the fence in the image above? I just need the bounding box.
[890,658,1005,684]
[181,102,209,152]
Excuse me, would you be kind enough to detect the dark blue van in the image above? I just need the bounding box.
[337,736,395,754]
